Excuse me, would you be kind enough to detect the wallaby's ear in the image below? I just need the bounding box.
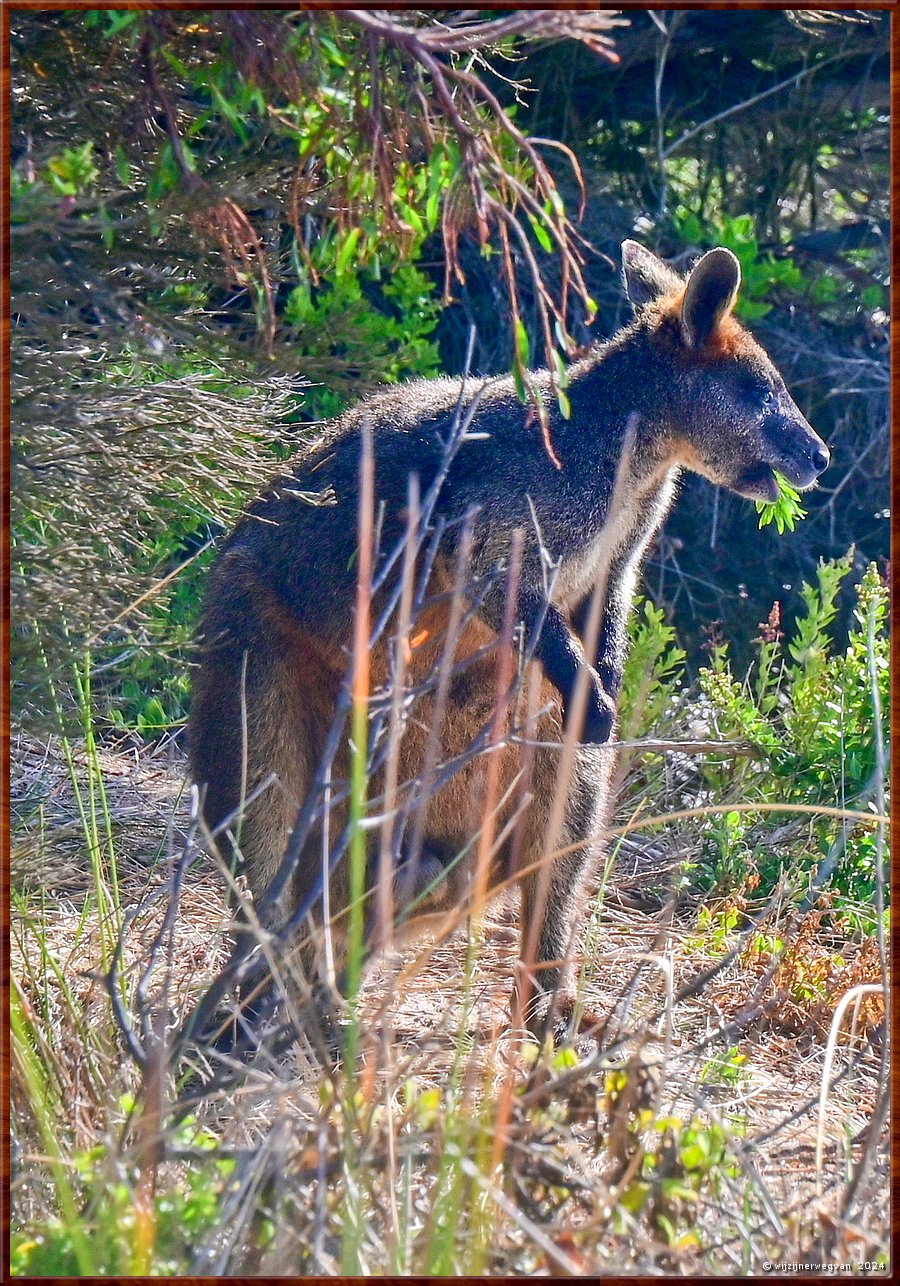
[621,239,682,308]
[680,247,741,348]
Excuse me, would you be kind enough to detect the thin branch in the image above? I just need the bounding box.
[662,51,852,160]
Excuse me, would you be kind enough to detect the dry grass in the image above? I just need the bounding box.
[10,733,889,1275]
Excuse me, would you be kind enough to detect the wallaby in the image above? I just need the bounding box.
[189,240,829,1043]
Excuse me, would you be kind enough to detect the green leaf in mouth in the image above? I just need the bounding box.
[755,472,807,534]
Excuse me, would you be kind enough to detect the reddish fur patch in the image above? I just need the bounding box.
[658,288,686,316]
[706,312,748,357]
[654,288,749,358]
[671,439,706,471]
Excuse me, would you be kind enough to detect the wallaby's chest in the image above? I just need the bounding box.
[552,470,675,610]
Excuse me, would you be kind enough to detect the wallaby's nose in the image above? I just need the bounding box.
[812,444,830,474]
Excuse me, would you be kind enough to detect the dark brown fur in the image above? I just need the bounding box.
[189,241,829,1039]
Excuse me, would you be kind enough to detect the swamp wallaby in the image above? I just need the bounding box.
[189,240,829,1041]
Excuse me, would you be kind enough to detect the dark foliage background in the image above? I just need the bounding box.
[10,8,889,728]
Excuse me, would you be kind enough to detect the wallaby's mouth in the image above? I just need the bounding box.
[733,448,829,502]
[731,462,781,503]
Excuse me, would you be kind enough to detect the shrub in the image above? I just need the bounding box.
[616,556,888,927]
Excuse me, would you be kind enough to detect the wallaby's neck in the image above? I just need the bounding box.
[564,325,673,476]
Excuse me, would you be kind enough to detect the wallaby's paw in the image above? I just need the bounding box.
[579,682,616,745]
[526,993,609,1053]
[552,996,609,1052]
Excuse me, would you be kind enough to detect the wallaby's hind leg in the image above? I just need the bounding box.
[517,741,614,1043]
[390,627,615,1044]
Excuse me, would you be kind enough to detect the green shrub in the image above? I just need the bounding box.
[617,556,888,928]
[696,556,888,919]
[11,1109,237,1277]
[673,209,803,321]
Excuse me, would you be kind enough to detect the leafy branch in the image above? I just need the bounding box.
[131,9,623,455]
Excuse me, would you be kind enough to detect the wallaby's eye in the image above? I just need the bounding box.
[755,387,781,420]
[736,377,771,409]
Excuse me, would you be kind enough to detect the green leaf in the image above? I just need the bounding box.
[139,696,167,729]
[676,209,704,245]
[551,347,569,388]
[546,188,565,218]
[526,212,554,254]
[756,472,807,533]
[551,1045,579,1071]
[160,49,191,79]
[210,82,248,144]
[425,146,447,231]
[735,298,772,322]
[114,145,131,186]
[679,1142,707,1171]
[514,319,530,369]
[335,227,362,276]
[861,284,886,311]
[318,34,348,67]
[101,10,140,38]
[412,1087,441,1128]
[46,142,99,196]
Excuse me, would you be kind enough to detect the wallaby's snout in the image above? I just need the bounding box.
[759,393,829,490]
[730,386,830,504]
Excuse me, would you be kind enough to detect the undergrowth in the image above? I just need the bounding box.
[9,552,890,1276]
[620,555,889,928]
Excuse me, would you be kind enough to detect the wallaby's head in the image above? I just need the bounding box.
[621,240,829,502]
